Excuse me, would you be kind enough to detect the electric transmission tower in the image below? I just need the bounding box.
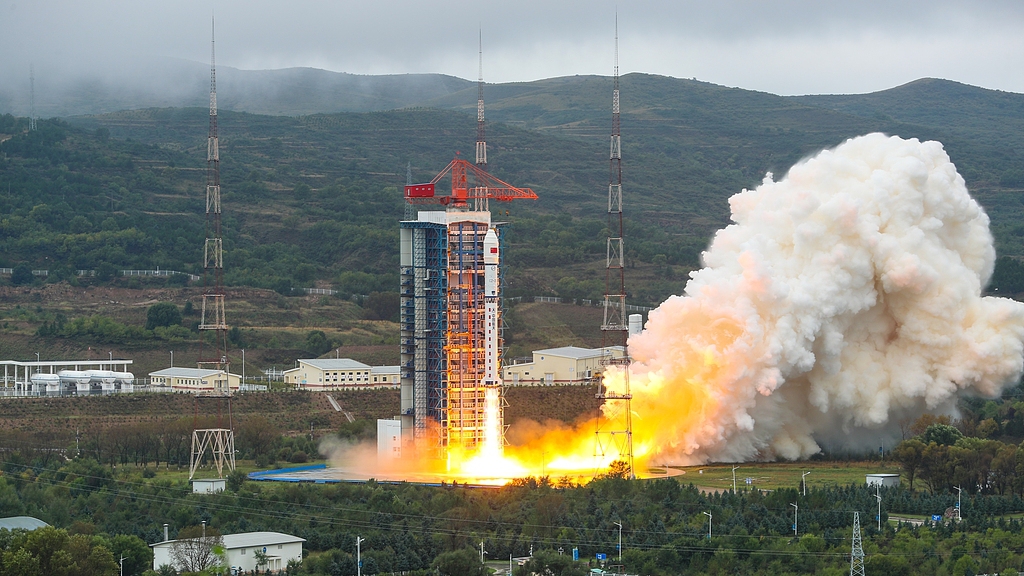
[595,15,634,479]
[850,511,865,576]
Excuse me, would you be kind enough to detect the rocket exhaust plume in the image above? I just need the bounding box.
[604,133,1024,463]
[315,133,1024,483]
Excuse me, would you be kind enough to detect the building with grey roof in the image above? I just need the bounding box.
[503,346,625,386]
[152,530,304,573]
[0,516,48,531]
[284,359,371,389]
[149,367,240,394]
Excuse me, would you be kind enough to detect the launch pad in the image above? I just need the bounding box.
[247,463,682,487]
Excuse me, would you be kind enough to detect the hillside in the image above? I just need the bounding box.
[4,74,1024,364]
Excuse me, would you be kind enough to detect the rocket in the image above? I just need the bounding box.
[480,228,503,455]
[483,229,502,388]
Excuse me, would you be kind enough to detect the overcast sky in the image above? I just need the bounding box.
[2,0,1023,96]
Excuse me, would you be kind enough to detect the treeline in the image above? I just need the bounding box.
[892,422,1024,496]
[0,414,319,472]
[5,453,1024,576]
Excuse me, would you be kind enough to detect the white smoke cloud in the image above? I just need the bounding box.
[616,133,1024,463]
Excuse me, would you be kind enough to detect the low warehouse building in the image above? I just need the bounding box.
[370,365,401,387]
[285,359,370,389]
[152,531,304,573]
[149,367,240,394]
[502,346,625,386]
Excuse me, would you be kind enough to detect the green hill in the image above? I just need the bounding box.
[4,74,1024,305]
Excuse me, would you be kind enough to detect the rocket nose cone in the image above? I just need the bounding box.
[484,229,499,263]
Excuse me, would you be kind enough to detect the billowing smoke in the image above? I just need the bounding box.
[606,133,1024,463]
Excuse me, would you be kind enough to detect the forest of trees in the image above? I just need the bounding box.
[0,390,1023,575]
[3,453,1024,576]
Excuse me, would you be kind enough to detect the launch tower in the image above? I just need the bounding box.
[401,158,536,457]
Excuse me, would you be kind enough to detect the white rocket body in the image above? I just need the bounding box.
[483,229,501,388]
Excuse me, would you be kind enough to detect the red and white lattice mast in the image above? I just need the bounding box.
[190,17,235,481]
[198,17,229,383]
[596,16,634,478]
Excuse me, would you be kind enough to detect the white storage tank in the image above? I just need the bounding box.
[30,372,60,392]
[87,370,117,391]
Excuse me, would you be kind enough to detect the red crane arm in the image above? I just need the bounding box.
[405,158,537,205]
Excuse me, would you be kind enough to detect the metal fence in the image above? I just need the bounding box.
[0,268,201,281]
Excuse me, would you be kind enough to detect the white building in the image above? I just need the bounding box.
[370,365,401,387]
[502,346,625,386]
[191,479,226,494]
[285,359,399,389]
[866,473,900,488]
[152,531,304,573]
[149,367,240,394]
[377,418,402,460]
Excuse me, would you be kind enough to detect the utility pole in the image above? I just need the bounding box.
[356,536,365,576]
[613,521,622,561]
[791,503,798,536]
[119,554,125,576]
[876,485,882,531]
[954,485,962,521]
[480,541,486,564]
[802,471,810,496]
[702,511,712,540]
[850,512,865,576]
[732,466,739,492]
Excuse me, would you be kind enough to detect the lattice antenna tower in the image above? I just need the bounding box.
[595,14,634,479]
[850,511,865,576]
[474,29,488,211]
[198,16,229,380]
[190,17,235,480]
[29,64,36,131]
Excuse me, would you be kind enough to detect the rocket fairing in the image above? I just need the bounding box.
[483,229,502,389]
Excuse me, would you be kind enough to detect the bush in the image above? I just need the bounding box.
[145,303,182,330]
[11,263,34,286]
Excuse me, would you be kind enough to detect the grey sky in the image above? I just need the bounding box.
[2,0,1023,96]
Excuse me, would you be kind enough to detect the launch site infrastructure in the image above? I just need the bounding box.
[398,33,539,463]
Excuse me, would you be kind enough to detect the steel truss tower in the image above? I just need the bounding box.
[191,20,235,480]
[596,16,635,478]
[475,30,487,170]
[850,512,865,576]
[198,18,229,383]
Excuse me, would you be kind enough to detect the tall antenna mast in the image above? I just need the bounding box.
[29,64,36,131]
[475,29,488,212]
[596,13,634,478]
[190,16,235,483]
[198,15,230,386]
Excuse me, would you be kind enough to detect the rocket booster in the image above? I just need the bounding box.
[483,229,501,388]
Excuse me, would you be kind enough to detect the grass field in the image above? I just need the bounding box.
[654,460,903,492]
